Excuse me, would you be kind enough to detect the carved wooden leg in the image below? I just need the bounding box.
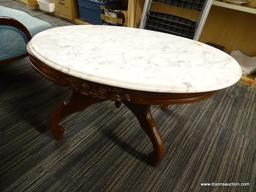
[124,101,164,166]
[50,92,103,140]
[160,104,169,111]
[115,101,122,108]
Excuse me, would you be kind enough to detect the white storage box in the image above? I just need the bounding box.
[38,0,55,13]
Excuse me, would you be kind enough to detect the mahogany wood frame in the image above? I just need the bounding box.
[28,52,216,166]
[0,17,32,64]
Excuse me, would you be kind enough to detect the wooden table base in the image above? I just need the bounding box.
[50,91,164,166]
[28,53,215,166]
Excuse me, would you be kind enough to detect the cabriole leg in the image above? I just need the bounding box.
[50,92,103,140]
[124,101,164,166]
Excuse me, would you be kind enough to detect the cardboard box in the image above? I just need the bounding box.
[54,0,78,21]
[27,0,38,8]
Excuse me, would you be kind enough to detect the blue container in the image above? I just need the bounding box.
[78,0,118,24]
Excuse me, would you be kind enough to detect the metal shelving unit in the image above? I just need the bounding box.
[140,0,213,40]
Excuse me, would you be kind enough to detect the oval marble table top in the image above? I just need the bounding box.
[27,25,242,93]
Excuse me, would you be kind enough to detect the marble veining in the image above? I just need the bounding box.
[27,25,242,93]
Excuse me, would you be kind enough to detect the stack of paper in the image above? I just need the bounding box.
[230,50,256,75]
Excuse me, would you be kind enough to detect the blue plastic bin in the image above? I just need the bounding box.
[78,0,118,24]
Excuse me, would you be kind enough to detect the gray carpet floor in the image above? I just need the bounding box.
[0,1,256,192]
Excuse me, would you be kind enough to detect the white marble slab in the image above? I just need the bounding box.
[27,25,242,93]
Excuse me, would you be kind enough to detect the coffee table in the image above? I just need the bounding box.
[27,25,242,166]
